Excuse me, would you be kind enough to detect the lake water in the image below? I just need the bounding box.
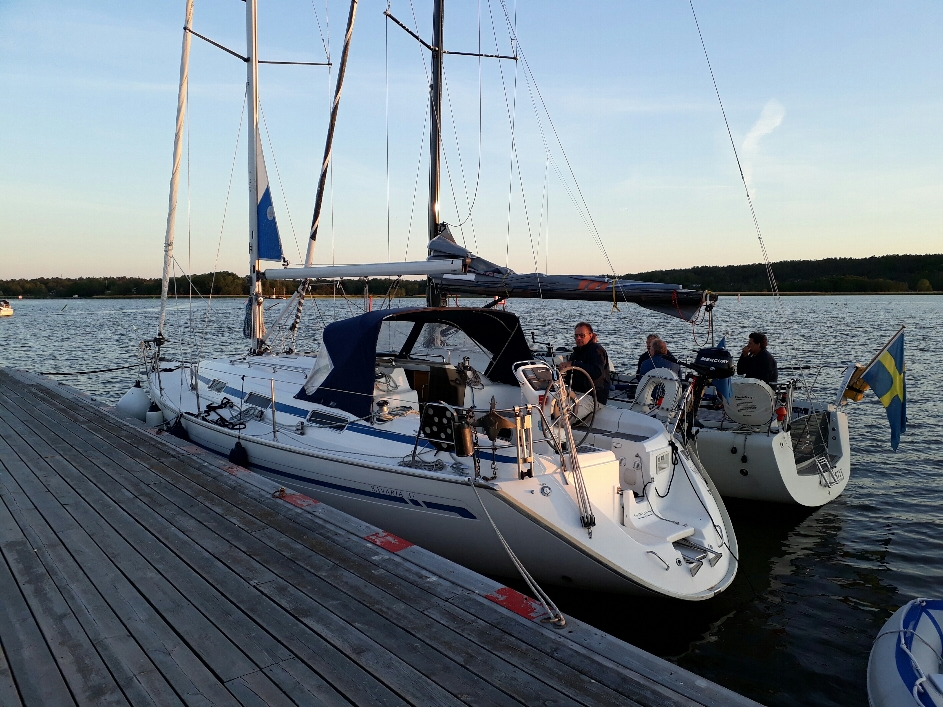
[1,294,939,707]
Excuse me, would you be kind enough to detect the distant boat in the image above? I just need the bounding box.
[0,300,13,317]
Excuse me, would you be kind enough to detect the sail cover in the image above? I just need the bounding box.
[256,132,284,262]
[426,231,706,321]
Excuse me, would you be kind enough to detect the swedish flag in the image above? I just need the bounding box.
[861,329,906,450]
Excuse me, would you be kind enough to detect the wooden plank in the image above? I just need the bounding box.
[0,400,480,707]
[0,452,183,707]
[1,370,764,707]
[0,414,292,686]
[0,419,245,706]
[0,490,75,707]
[0,637,24,707]
[7,378,698,706]
[0,384,419,707]
[2,384,634,707]
[1,390,573,706]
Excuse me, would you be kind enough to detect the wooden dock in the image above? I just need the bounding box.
[0,367,761,707]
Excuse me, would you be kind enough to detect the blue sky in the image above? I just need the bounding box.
[1,1,941,279]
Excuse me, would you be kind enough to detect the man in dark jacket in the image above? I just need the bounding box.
[737,332,778,385]
[560,322,610,404]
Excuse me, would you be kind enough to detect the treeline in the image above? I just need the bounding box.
[626,254,943,293]
[0,273,428,298]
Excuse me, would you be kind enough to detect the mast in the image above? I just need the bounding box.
[158,0,195,341]
[426,0,445,306]
[246,0,264,352]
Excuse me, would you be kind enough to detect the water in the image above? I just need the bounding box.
[1,294,939,706]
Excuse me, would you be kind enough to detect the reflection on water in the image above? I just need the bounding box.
[1,294,940,707]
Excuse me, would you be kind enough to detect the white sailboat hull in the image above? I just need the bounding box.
[691,410,851,506]
[146,354,738,600]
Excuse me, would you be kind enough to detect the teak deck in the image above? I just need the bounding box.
[0,367,760,707]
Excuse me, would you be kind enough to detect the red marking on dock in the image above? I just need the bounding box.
[280,493,320,509]
[222,464,249,475]
[484,587,548,621]
[182,444,203,455]
[365,531,414,552]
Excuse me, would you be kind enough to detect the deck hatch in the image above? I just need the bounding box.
[306,410,349,430]
[245,392,272,409]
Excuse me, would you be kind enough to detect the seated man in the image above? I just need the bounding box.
[559,321,610,405]
[638,339,681,377]
[737,332,778,385]
[636,333,660,376]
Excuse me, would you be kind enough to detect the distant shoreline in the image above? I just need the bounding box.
[714,291,940,296]
[3,292,938,300]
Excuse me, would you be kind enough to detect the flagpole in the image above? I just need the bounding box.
[862,325,906,374]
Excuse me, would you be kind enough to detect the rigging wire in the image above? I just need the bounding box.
[198,87,248,362]
[496,0,616,281]
[440,67,480,247]
[688,0,780,301]
[309,0,331,63]
[403,107,430,261]
[488,0,540,279]
[441,69,477,248]
[186,76,194,356]
[260,103,303,264]
[451,0,485,237]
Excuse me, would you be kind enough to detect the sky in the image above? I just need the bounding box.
[1,0,941,280]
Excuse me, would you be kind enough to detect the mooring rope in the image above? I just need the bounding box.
[40,364,142,376]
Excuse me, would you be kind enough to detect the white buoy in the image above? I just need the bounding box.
[116,381,150,421]
[145,402,165,427]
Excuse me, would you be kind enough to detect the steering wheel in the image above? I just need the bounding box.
[541,366,597,449]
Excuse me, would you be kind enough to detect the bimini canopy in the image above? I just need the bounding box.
[296,307,532,418]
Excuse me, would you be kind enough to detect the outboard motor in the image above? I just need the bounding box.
[690,347,735,379]
[682,347,735,440]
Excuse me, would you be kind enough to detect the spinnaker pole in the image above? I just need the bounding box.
[246,0,264,352]
[157,0,195,341]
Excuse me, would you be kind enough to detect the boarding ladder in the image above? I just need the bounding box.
[814,454,843,488]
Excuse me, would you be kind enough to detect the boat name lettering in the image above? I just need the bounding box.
[371,485,405,498]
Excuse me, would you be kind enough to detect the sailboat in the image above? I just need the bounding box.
[129,0,740,599]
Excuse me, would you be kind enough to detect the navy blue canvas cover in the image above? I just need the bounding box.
[296,307,532,417]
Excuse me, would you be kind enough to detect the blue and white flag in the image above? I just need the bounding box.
[862,329,906,450]
[713,336,733,403]
[256,132,284,262]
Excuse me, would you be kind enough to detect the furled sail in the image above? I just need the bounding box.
[256,132,284,262]
[426,228,707,321]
